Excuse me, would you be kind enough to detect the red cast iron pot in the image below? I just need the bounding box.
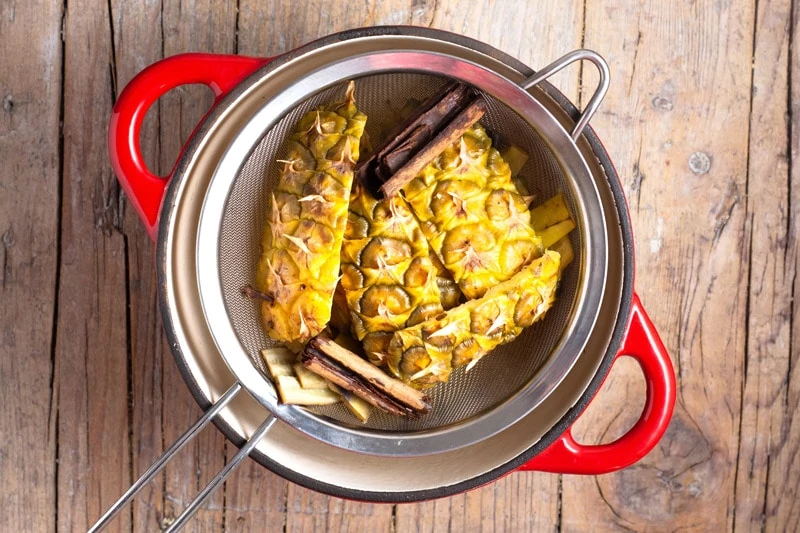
[107,27,675,507]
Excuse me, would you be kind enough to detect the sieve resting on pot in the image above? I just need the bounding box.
[95,47,612,532]
[198,50,609,455]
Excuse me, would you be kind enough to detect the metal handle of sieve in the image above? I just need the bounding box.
[88,382,276,533]
[520,49,610,142]
[519,293,676,474]
[108,53,270,241]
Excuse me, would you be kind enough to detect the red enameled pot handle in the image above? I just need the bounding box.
[108,53,270,241]
[519,292,676,474]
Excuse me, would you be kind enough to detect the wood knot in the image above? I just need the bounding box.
[596,411,719,524]
[2,95,12,114]
[689,152,712,175]
[651,96,673,111]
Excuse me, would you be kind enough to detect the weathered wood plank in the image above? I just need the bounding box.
[561,0,756,531]
[55,0,131,531]
[396,474,561,533]
[221,459,286,533]
[734,0,794,530]
[284,487,329,533]
[0,1,62,532]
[430,0,583,100]
[157,2,237,532]
[747,1,800,531]
[108,0,166,530]
[285,488,393,533]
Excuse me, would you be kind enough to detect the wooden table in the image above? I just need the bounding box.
[2,0,798,531]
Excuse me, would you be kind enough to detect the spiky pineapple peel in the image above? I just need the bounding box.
[256,81,367,345]
[401,122,544,301]
[386,250,562,389]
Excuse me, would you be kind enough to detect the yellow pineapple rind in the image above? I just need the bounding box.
[402,122,543,301]
[386,250,561,389]
[257,83,367,345]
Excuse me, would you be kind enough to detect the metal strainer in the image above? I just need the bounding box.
[215,72,594,434]
[196,49,608,456]
[94,27,670,532]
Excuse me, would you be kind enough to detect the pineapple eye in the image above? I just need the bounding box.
[360,285,411,317]
[403,256,434,288]
[292,219,335,253]
[406,302,443,327]
[361,332,394,360]
[360,237,412,268]
[485,189,513,220]
[344,213,369,239]
[469,299,503,336]
[514,289,544,328]
[340,263,364,291]
[452,338,481,368]
[399,346,431,378]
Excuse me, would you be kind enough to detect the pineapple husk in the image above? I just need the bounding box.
[256,82,367,344]
[340,181,444,363]
[401,122,544,300]
[386,250,561,389]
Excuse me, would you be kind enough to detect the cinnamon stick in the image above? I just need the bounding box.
[303,355,412,416]
[312,337,431,411]
[379,97,488,199]
[355,82,475,195]
[301,337,432,416]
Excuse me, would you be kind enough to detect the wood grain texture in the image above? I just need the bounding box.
[284,487,393,533]
[396,473,561,533]
[55,0,131,531]
[0,1,61,532]
[108,0,166,530]
[562,0,756,531]
[157,2,237,532]
[734,0,795,530]
[765,3,800,530]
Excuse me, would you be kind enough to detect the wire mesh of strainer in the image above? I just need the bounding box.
[218,72,583,432]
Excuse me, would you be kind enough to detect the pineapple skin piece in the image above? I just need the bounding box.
[401,122,543,300]
[257,82,367,345]
[386,250,561,389]
[341,182,444,361]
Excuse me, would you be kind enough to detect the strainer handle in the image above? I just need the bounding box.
[88,382,276,532]
[519,293,676,474]
[108,53,270,240]
[520,49,610,141]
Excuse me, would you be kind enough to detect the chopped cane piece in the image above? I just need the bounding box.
[540,219,576,249]
[499,145,530,177]
[328,383,373,423]
[261,346,296,377]
[550,235,575,273]
[275,375,341,405]
[529,193,572,231]
[293,363,330,389]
